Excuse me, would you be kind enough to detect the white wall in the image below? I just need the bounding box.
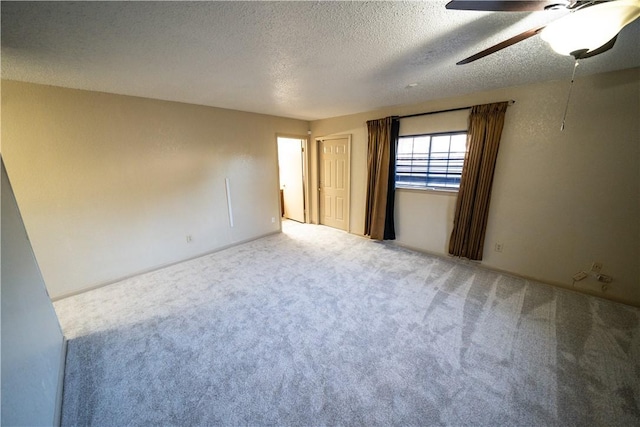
[1,158,66,426]
[1,81,309,298]
[310,68,640,306]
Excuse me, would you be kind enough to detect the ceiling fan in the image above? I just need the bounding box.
[447,0,640,64]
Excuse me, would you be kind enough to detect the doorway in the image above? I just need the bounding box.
[277,136,306,223]
[317,135,351,232]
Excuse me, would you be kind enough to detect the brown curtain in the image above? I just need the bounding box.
[449,102,509,260]
[365,117,398,240]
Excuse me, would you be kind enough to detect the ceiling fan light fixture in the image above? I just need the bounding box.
[540,0,640,56]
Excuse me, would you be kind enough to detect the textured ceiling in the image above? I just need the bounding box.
[2,1,639,120]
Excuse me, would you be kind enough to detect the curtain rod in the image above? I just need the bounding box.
[397,99,515,120]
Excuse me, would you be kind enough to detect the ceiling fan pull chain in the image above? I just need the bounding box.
[561,59,580,131]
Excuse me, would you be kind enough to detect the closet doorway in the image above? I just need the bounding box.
[277,136,307,223]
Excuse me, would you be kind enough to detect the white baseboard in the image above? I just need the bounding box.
[52,231,281,301]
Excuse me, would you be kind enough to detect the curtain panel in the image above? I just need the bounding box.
[449,102,509,260]
[365,117,399,240]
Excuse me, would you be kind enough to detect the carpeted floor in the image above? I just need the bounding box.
[54,221,640,426]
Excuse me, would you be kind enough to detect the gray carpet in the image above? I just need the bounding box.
[55,221,640,426]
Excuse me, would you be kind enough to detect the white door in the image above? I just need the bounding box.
[277,137,305,223]
[318,136,350,231]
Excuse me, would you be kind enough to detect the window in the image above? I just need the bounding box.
[396,131,467,190]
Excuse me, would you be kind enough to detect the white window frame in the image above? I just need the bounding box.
[395,131,467,191]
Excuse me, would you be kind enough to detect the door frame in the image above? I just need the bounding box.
[276,133,310,224]
[316,134,351,233]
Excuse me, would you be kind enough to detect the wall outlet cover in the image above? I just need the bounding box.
[573,271,588,281]
[591,262,603,273]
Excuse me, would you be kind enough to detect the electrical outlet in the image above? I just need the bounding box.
[597,274,613,283]
[271,217,276,223]
[494,243,504,253]
[573,271,588,282]
[591,262,603,273]
[186,235,192,243]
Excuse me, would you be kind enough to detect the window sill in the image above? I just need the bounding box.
[396,186,459,195]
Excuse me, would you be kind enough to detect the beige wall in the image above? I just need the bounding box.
[3,68,639,306]
[1,81,308,299]
[310,67,640,306]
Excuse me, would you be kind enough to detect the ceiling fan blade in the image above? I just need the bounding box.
[445,1,567,12]
[456,26,545,64]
